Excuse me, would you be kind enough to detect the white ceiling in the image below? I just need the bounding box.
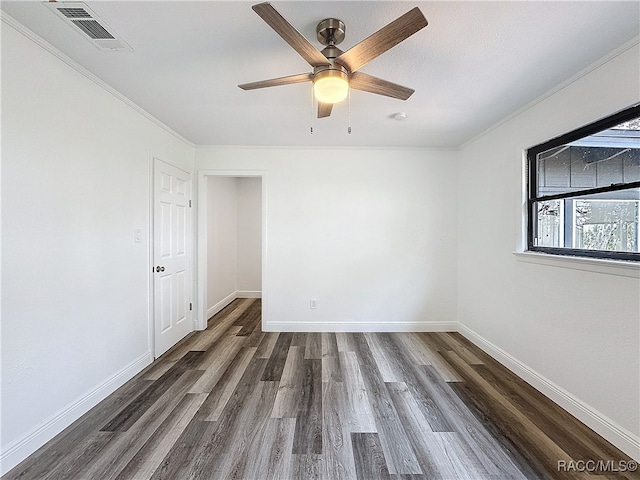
[2,1,639,148]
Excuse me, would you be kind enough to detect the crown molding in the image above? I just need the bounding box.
[1,12,195,149]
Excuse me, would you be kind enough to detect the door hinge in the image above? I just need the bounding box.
[189,200,192,207]
[190,303,193,311]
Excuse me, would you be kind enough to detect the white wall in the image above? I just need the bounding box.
[1,22,194,473]
[457,42,640,458]
[206,176,238,314]
[196,148,459,332]
[236,177,262,294]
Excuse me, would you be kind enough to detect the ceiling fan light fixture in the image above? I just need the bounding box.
[239,3,428,118]
[313,68,349,104]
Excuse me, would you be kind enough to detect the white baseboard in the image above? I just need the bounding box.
[458,323,640,461]
[206,291,238,320]
[264,321,458,333]
[0,352,153,476]
[236,290,262,298]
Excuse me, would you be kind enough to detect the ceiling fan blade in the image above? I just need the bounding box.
[318,102,333,118]
[252,3,330,68]
[238,73,313,90]
[349,71,414,100]
[335,7,427,73]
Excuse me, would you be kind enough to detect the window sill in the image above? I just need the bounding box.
[513,252,640,278]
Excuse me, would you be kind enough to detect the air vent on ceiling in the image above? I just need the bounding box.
[45,1,132,52]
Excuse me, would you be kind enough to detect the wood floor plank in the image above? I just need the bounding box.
[114,392,207,480]
[414,333,463,382]
[250,418,296,480]
[442,349,574,477]
[101,351,204,432]
[140,359,177,381]
[448,380,556,480]
[291,454,322,480]
[365,332,403,382]
[208,297,247,323]
[321,332,343,383]
[271,345,304,418]
[339,351,378,433]
[432,431,498,480]
[392,380,498,480]
[246,328,265,348]
[255,331,279,358]
[188,325,230,353]
[472,362,635,465]
[351,433,392,480]
[474,362,599,460]
[261,332,293,381]
[383,335,454,433]
[187,335,245,393]
[41,432,115,480]
[147,419,212,480]
[169,357,270,479]
[350,333,422,475]
[335,332,358,352]
[195,346,257,422]
[214,381,280,479]
[173,373,273,479]
[322,381,358,480]
[292,359,323,454]
[386,381,457,479]
[81,369,205,480]
[434,332,485,365]
[226,324,243,336]
[291,332,307,346]
[389,475,428,480]
[305,332,322,359]
[235,299,262,336]
[408,361,529,477]
[392,332,433,366]
[209,297,253,325]
[219,356,268,420]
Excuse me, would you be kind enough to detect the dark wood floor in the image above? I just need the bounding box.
[5,298,638,479]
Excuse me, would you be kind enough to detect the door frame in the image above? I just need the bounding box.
[148,155,196,358]
[196,170,267,331]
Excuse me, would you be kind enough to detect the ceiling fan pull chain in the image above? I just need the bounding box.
[348,87,352,134]
[310,83,314,134]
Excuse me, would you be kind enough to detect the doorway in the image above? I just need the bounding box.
[197,171,265,330]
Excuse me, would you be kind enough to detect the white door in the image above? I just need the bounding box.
[153,158,193,357]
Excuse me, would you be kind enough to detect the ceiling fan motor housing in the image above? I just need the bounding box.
[316,18,346,46]
[313,64,349,82]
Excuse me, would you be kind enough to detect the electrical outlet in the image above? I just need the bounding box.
[134,229,142,243]
[310,299,317,309]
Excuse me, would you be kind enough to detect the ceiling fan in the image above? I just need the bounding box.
[238,3,428,119]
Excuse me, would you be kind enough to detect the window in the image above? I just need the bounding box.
[527,105,640,261]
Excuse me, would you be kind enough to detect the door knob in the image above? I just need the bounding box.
[155,266,165,272]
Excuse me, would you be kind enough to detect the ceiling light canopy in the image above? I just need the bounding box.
[313,68,349,104]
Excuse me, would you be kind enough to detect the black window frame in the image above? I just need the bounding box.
[527,104,640,262]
